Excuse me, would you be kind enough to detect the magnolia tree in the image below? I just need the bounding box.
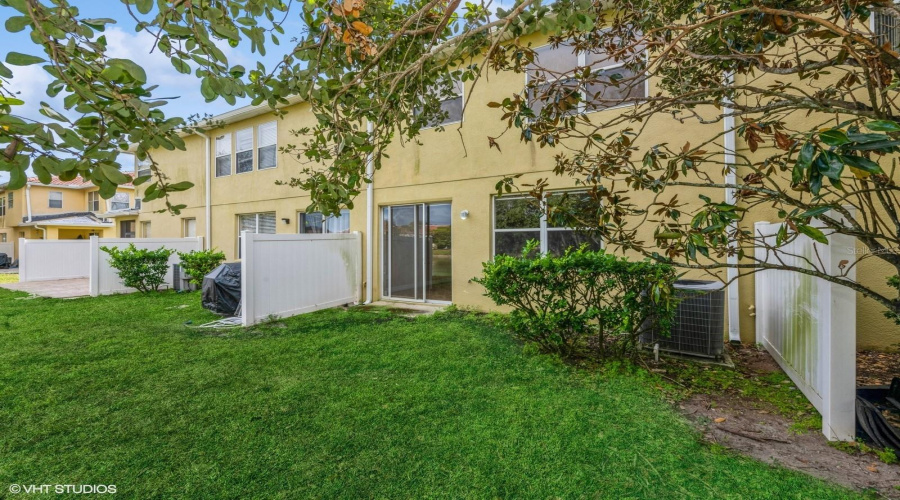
[3,0,900,323]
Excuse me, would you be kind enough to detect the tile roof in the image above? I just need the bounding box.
[21,212,113,227]
[25,174,136,189]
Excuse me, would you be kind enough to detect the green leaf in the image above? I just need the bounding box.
[0,96,24,106]
[866,120,900,132]
[4,16,31,33]
[167,181,194,191]
[99,163,130,185]
[796,223,828,244]
[107,58,147,84]
[170,58,191,75]
[841,155,883,173]
[0,62,11,79]
[135,0,153,15]
[818,129,849,147]
[797,206,831,219]
[6,52,45,66]
[815,151,843,180]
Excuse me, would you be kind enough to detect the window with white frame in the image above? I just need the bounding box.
[298,209,350,234]
[0,196,6,217]
[48,191,63,209]
[527,42,646,116]
[417,79,463,128]
[134,198,142,210]
[88,191,101,211]
[237,212,276,256]
[136,159,152,178]
[215,134,232,177]
[236,127,254,173]
[492,192,602,257]
[141,221,151,238]
[183,218,197,238]
[110,192,130,211]
[8,192,13,208]
[258,121,277,169]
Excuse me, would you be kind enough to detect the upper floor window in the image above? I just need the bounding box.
[88,191,101,212]
[136,159,152,178]
[236,128,254,174]
[8,192,14,209]
[527,42,646,116]
[134,198,142,210]
[492,191,601,257]
[417,80,463,128]
[258,121,277,169]
[298,209,350,234]
[0,196,5,217]
[110,193,130,211]
[215,134,232,177]
[876,10,900,52]
[48,191,63,209]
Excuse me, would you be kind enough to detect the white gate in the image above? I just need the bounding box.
[18,239,91,282]
[754,216,856,441]
[241,232,362,326]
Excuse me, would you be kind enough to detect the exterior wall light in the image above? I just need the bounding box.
[459,210,469,220]
[282,218,290,225]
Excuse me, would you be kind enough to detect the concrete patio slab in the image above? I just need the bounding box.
[0,278,89,299]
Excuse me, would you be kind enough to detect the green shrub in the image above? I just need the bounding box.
[177,248,226,286]
[101,244,174,293]
[474,242,676,360]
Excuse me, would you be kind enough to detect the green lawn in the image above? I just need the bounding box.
[0,289,856,498]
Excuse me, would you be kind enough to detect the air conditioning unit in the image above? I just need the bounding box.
[642,280,726,359]
[172,264,197,292]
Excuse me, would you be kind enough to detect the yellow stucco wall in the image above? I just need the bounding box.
[130,33,900,350]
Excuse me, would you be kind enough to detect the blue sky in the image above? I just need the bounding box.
[0,2,306,182]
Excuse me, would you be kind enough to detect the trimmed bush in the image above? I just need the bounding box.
[474,242,676,360]
[177,249,226,286]
[101,244,174,293]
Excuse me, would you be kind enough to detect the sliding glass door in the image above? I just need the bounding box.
[382,203,452,303]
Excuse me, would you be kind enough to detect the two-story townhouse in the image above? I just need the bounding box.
[0,175,140,260]
[128,25,898,350]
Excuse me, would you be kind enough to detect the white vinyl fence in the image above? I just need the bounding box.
[241,232,362,326]
[90,236,204,296]
[754,215,857,441]
[0,242,14,259]
[19,239,91,282]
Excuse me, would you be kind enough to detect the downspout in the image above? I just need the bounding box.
[364,120,375,304]
[194,131,211,249]
[25,185,44,238]
[25,184,32,222]
[723,72,741,342]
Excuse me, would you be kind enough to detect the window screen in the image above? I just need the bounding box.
[876,11,900,52]
[216,134,232,177]
[418,80,463,127]
[258,121,277,169]
[48,191,63,208]
[299,209,350,234]
[110,193,130,211]
[236,128,254,173]
[88,191,100,211]
[0,197,5,217]
[493,192,601,257]
[137,159,152,178]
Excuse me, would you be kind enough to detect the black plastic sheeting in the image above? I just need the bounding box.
[0,253,10,268]
[202,263,242,316]
[856,379,900,451]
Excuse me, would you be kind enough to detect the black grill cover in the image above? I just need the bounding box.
[202,263,242,316]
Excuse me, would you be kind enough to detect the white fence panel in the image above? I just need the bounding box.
[18,239,91,282]
[754,215,856,441]
[91,236,204,296]
[242,232,362,326]
[0,242,14,258]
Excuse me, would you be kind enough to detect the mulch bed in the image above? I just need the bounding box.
[858,350,900,387]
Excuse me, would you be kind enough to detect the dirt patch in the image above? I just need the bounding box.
[682,393,900,497]
[858,351,900,386]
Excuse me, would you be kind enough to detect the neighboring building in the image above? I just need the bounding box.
[0,175,139,259]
